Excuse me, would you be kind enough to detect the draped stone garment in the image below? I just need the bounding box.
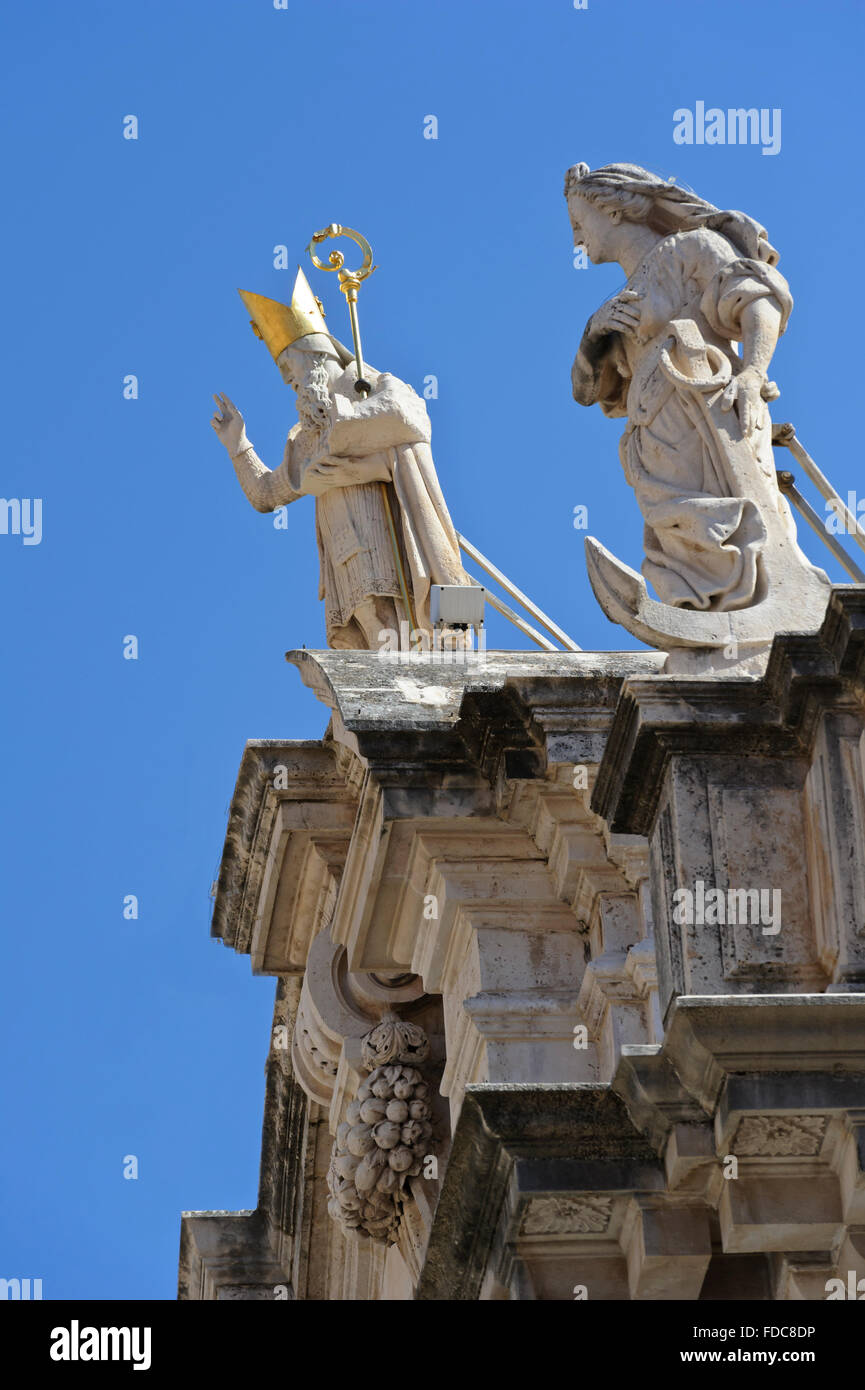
[283,368,467,643]
[316,481,403,632]
[573,228,797,611]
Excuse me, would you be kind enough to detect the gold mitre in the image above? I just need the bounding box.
[237,268,329,360]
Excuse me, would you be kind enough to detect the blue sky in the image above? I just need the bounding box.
[1,0,862,1299]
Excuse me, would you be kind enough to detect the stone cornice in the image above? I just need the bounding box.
[210,740,357,955]
[287,649,665,792]
[662,994,865,1111]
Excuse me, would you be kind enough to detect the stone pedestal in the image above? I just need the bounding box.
[593,588,865,1018]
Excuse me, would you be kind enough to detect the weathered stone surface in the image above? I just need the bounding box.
[416,1084,661,1301]
[186,617,865,1299]
[592,590,865,1017]
[565,162,831,666]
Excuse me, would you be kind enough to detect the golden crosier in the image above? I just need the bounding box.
[306,224,378,392]
[306,223,376,294]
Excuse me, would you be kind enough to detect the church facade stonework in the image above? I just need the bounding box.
[180,170,865,1301]
[179,591,865,1300]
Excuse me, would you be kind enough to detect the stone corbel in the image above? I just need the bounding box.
[291,926,427,1115]
[833,1110,865,1225]
[576,882,656,1077]
[612,1043,718,1200]
[619,1196,713,1300]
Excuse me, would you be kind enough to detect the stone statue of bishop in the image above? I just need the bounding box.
[211,269,469,649]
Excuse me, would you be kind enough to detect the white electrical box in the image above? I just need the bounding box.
[430,584,485,629]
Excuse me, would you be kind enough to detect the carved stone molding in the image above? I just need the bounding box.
[733,1114,828,1157]
[297,1025,338,1081]
[327,1014,435,1244]
[291,928,426,1110]
[520,1194,613,1236]
[361,1013,430,1070]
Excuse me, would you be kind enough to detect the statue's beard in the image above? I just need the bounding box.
[296,358,332,436]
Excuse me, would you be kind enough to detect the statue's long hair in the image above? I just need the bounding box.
[564,162,779,265]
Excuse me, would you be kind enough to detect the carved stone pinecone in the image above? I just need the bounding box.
[326,1060,433,1243]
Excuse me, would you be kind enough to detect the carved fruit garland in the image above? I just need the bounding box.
[326,1012,433,1243]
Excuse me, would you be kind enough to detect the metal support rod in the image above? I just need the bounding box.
[777,472,865,583]
[464,575,558,651]
[457,533,582,651]
[774,424,865,557]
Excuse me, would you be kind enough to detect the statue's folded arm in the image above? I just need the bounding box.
[327,374,431,457]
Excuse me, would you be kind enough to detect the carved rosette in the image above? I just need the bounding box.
[520,1194,613,1236]
[732,1114,827,1157]
[360,1012,430,1070]
[327,1013,434,1243]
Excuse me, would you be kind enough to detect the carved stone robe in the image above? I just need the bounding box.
[572,228,800,611]
[265,367,468,644]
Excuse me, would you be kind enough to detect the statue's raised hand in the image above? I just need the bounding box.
[211,393,250,457]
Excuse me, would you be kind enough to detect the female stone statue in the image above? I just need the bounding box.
[565,162,826,621]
